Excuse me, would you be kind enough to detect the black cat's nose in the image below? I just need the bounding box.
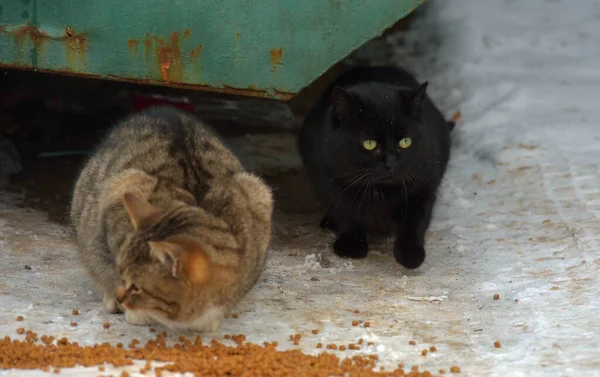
[385,154,398,171]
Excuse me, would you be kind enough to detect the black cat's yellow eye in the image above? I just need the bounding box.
[362,140,378,151]
[398,137,412,149]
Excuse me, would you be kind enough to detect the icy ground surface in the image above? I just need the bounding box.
[2,0,600,376]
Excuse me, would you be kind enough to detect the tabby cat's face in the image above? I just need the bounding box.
[115,200,231,328]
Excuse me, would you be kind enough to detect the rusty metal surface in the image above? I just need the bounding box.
[0,0,422,99]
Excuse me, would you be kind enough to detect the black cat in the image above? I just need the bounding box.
[298,66,453,269]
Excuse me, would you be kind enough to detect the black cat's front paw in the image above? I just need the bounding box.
[394,244,425,269]
[333,233,368,259]
[319,213,338,232]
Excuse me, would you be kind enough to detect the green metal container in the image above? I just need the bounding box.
[0,0,422,99]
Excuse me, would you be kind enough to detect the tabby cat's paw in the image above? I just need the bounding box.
[189,319,220,333]
[103,294,123,314]
[394,244,425,269]
[125,310,151,326]
[333,234,368,259]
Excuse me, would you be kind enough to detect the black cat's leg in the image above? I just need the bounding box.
[333,220,369,259]
[319,211,338,232]
[393,195,435,269]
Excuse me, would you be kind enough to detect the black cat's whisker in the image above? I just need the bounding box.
[407,173,429,200]
[357,177,374,217]
[402,179,408,219]
[332,172,368,196]
[328,168,371,182]
[331,172,370,208]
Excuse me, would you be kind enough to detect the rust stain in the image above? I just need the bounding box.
[234,32,242,63]
[183,29,192,38]
[63,26,88,69]
[10,25,51,64]
[140,32,185,83]
[141,33,155,79]
[106,74,294,100]
[0,62,101,78]
[157,32,184,83]
[270,47,284,72]
[189,44,203,78]
[127,38,140,52]
[0,60,293,100]
[12,25,50,40]
[190,44,203,60]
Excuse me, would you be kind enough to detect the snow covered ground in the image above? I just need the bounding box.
[1,0,599,376]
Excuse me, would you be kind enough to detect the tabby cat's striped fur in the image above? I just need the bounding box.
[70,107,273,332]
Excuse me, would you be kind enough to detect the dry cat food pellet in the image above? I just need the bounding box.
[70,322,77,327]
[232,313,239,319]
[358,339,364,345]
[41,336,54,345]
[72,310,79,316]
[339,346,346,351]
[409,340,416,345]
[354,309,360,314]
[16,328,25,335]
[0,331,443,377]
[312,329,319,334]
[16,316,24,321]
[421,349,428,356]
[451,366,462,373]
[493,294,500,300]
[103,322,111,329]
[224,334,232,340]
[494,341,501,348]
[367,342,374,346]
[439,369,446,374]
[352,321,359,327]
[316,343,323,349]
[430,346,437,352]
[232,334,246,345]
[149,328,156,333]
[364,322,371,328]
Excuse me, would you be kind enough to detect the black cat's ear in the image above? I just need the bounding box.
[406,81,428,116]
[331,86,356,121]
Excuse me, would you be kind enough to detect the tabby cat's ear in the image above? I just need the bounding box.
[149,240,210,282]
[174,187,197,206]
[406,81,428,116]
[149,241,184,278]
[331,87,357,122]
[122,192,163,231]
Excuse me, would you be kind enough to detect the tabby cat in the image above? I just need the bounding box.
[70,106,273,331]
[298,66,452,269]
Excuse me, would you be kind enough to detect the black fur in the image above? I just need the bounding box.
[298,66,452,269]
